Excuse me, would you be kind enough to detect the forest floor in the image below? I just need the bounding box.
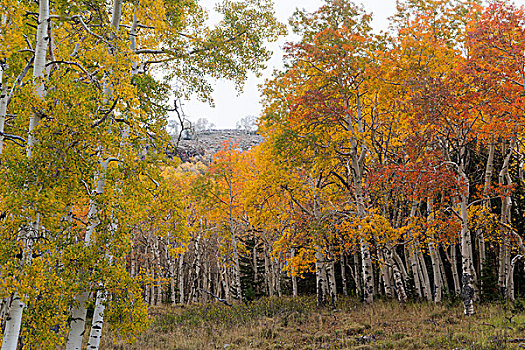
[101,296,525,350]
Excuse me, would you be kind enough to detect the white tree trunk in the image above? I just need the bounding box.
[408,246,422,298]
[230,229,242,301]
[86,290,106,350]
[386,248,407,303]
[0,65,7,154]
[428,242,442,303]
[26,0,49,159]
[341,253,348,296]
[379,250,393,298]
[417,248,431,301]
[478,139,495,273]
[291,248,298,297]
[427,198,442,303]
[2,1,48,347]
[448,244,461,296]
[505,255,523,301]
[315,248,327,306]
[272,257,282,298]
[352,253,362,296]
[65,292,90,350]
[1,293,24,350]
[326,258,337,307]
[166,245,176,305]
[459,160,476,315]
[66,158,112,350]
[498,139,515,298]
[178,254,185,304]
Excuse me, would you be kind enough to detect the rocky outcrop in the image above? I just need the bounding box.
[171,129,263,163]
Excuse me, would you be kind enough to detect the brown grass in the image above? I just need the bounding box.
[101,297,525,350]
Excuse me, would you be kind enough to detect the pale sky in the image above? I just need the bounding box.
[178,0,525,129]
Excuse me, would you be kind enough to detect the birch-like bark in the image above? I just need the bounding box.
[86,290,106,350]
[178,253,185,304]
[222,266,230,302]
[192,233,202,303]
[110,0,123,34]
[263,233,272,296]
[0,63,7,154]
[459,152,476,315]
[26,0,49,159]
[427,198,442,303]
[155,238,163,304]
[417,247,431,301]
[436,246,447,296]
[345,94,374,303]
[275,259,282,297]
[1,2,48,348]
[228,179,242,301]
[379,250,393,299]
[448,244,461,296]
[385,247,407,303]
[166,245,176,305]
[315,247,327,307]
[505,255,523,301]
[1,294,24,350]
[291,248,298,297]
[352,253,362,296]
[478,139,495,274]
[341,253,348,296]
[428,241,442,303]
[498,139,515,297]
[326,258,337,307]
[66,158,113,350]
[392,249,408,280]
[253,243,259,295]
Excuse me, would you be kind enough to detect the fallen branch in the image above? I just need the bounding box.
[199,288,231,306]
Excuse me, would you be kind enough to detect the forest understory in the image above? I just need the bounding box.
[3,0,525,349]
[101,296,525,350]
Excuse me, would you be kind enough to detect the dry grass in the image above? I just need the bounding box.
[101,297,525,350]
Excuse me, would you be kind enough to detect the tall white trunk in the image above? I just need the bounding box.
[346,94,373,303]
[325,256,337,307]
[2,1,48,348]
[478,139,495,273]
[417,248,431,301]
[26,0,49,158]
[386,247,407,303]
[498,139,515,297]
[65,292,90,350]
[428,242,442,303]
[340,253,348,296]
[154,238,163,304]
[166,245,176,305]
[352,253,362,296]
[505,255,523,301]
[274,258,282,298]
[315,247,327,306]
[110,0,123,31]
[459,157,476,315]
[230,229,242,300]
[427,198,442,303]
[66,159,112,350]
[291,248,298,297]
[407,246,422,298]
[0,64,7,154]
[263,233,272,296]
[1,293,24,350]
[178,254,185,304]
[448,244,461,296]
[86,290,106,349]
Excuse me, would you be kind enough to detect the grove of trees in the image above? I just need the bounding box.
[1,0,525,348]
